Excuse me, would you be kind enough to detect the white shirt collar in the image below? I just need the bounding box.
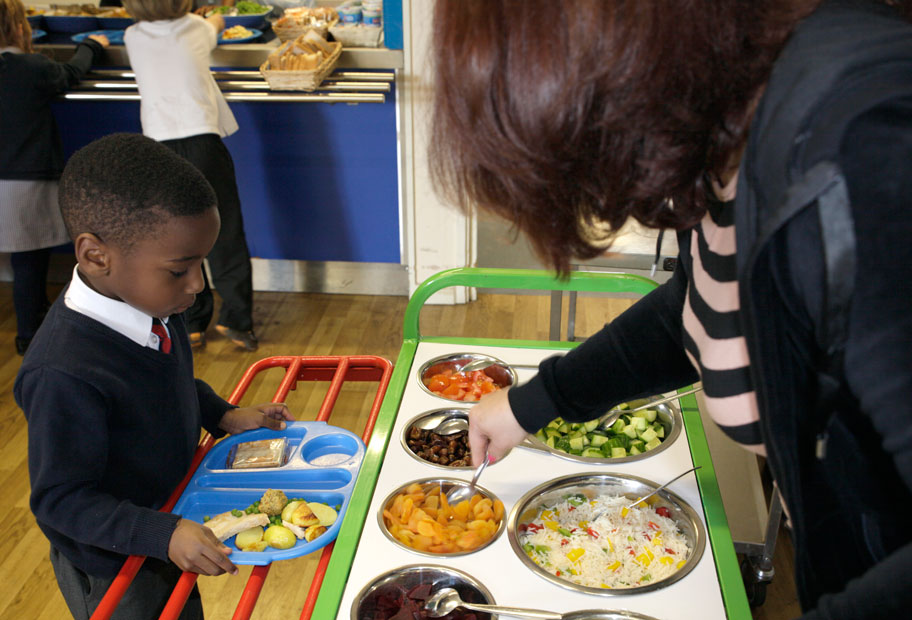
[0,46,23,54]
[64,265,168,349]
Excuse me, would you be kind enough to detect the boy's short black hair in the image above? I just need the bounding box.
[59,133,217,251]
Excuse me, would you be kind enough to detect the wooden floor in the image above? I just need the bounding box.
[0,283,800,619]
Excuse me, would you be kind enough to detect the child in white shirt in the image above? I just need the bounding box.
[124,0,259,352]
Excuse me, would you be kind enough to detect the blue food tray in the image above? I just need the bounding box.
[72,30,125,46]
[218,27,262,44]
[172,421,365,565]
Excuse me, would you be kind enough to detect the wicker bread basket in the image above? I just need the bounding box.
[272,15,339,42]
[328,24,383,48]
[259,38,342,91]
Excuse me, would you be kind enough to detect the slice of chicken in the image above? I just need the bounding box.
[282,520,307,539]
[204,511,270,542]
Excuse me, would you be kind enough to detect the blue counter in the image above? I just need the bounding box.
[54,80,400,264]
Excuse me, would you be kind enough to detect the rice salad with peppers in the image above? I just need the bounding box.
[518,492,690,589]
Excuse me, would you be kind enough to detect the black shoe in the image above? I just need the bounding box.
[189,331,206,348]
[15,337,31,356]
[215,325,259,352]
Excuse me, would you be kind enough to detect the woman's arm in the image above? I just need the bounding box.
[468,261,698,464]
[509,261,700,432]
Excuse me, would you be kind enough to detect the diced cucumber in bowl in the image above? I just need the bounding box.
[534,403,670,460]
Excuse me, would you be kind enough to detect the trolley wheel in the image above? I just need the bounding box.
[740,556,769,608]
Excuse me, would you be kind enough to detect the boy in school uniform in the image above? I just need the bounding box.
[14,133,294,620]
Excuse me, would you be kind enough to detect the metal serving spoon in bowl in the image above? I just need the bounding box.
[414,413,470,436]
[460,359,541,373]
[622,465,701,510]
[445,449,490,505]
[589,465,702,524]
[433,417,469,436]
[424,587,562,619]
[459,358,497,373]
[597,386,704,431]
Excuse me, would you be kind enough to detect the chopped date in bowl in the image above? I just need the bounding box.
[364,583,480,620]
[406,427,471,467]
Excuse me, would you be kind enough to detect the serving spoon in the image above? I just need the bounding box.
[433,417,469,436]
[444,448,490,505]
[589,465,702,525]
[424,587,562,619]
[459,358,498,373]
[459,359,541,373]
[622,465,701,510]
[597,386,703,431]
[414,413,469,436]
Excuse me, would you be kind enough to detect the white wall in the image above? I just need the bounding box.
[398,0,474,304]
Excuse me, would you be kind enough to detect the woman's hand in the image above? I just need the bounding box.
[219,403,295,435]
[467,388,529,466]
[168,519,237,576]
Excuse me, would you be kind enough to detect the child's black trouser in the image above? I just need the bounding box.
[50,546,203,620]
[162,133,254,333]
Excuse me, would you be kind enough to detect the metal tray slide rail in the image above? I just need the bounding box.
[89,355,393,620]
[311,267,750,620]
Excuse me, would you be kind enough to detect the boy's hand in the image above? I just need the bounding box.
[219,403,295,435]
[168,519,237,576]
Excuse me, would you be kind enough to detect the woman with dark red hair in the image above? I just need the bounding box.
[430,1,912,617]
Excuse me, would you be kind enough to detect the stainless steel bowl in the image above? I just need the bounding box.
[351,564,496,620]
[401,408,474,470]
[562,612,661,620]
[378,477,505,558]
[521,398,682,464]
[507,472,706,596]
[417,353,517,402]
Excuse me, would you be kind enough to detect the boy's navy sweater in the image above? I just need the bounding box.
[14,291,232,578]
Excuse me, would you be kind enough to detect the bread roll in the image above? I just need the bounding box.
[303,29,334,56]
[297,41,320,55]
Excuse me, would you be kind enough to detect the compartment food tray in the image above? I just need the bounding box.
[172,420,364,565]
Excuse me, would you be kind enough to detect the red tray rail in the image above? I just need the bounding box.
[89,355,393,620]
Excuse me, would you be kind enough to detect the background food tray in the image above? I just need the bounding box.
[172,421,365,565]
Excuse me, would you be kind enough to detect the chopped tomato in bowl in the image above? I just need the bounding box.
[418,354,515,402]
[423,369,501,402]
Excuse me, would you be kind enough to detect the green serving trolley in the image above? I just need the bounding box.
[312,267,751,619]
